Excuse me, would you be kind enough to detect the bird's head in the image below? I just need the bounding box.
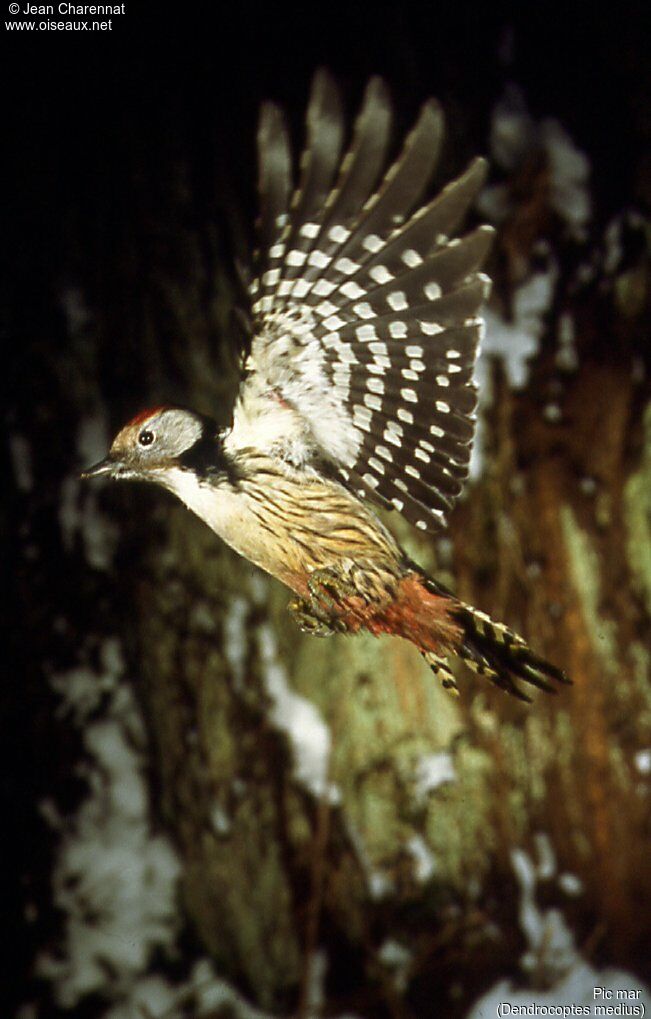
[81,406,223,485]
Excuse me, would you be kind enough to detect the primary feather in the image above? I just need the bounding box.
[232,71,493,534]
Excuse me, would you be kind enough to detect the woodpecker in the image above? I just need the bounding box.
[83,72,570,701]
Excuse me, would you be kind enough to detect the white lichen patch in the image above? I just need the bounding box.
[479,84,592,237]
[558,873,584,897]
[467,840,649,1017]
[368,870,394,900]
[414,750,457,799]
[344,818,395,901]
[466,961,650,1018]
[511,846,577,979]
[532,832,556,881]
[50,638,124,726]
[257,624,339,802]
[223,594,250,686]
[555,312,579,372]
[407,834,437,882]
[511,835,578,978]
[480,265,558,393]
[469,85,592,482]
[469,264,558,479]
[39,639,181,1011]
[543,402,563,423]
[540,119,591,234]
[101,976,179,1019]
[210,803,232,836]
[100,959,290,1019]
[377,939,413,994]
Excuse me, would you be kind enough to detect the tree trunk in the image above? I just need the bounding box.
[7,15,651,1017]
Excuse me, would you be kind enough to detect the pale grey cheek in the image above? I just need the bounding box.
[158,413,203,456]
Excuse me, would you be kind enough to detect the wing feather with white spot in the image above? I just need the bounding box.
[240,71,493,533]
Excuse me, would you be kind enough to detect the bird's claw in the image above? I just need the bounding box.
[288,568,357,637]
[288,597,347,637]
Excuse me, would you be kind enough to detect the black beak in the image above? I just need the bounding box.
[80,456,119,480]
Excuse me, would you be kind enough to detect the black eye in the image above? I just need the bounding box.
[138,429,155,447]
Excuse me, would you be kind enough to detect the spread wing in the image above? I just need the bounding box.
[232,70,492,533]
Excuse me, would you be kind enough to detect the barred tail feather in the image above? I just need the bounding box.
[413,575,570,701]
[449,602,571,702]
[422,650,461,695]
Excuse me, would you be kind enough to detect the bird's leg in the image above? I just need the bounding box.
[288,567,358,637]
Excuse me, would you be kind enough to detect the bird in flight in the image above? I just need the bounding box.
[83,71,569,701]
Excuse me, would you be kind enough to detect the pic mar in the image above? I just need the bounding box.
[83,71,570,702]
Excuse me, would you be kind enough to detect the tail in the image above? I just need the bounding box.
[418,577,571,701]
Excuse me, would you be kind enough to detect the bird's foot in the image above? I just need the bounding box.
[288,596,349,637]
[288,567,358,637]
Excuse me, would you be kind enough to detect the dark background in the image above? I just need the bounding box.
[5,1,650,1015]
